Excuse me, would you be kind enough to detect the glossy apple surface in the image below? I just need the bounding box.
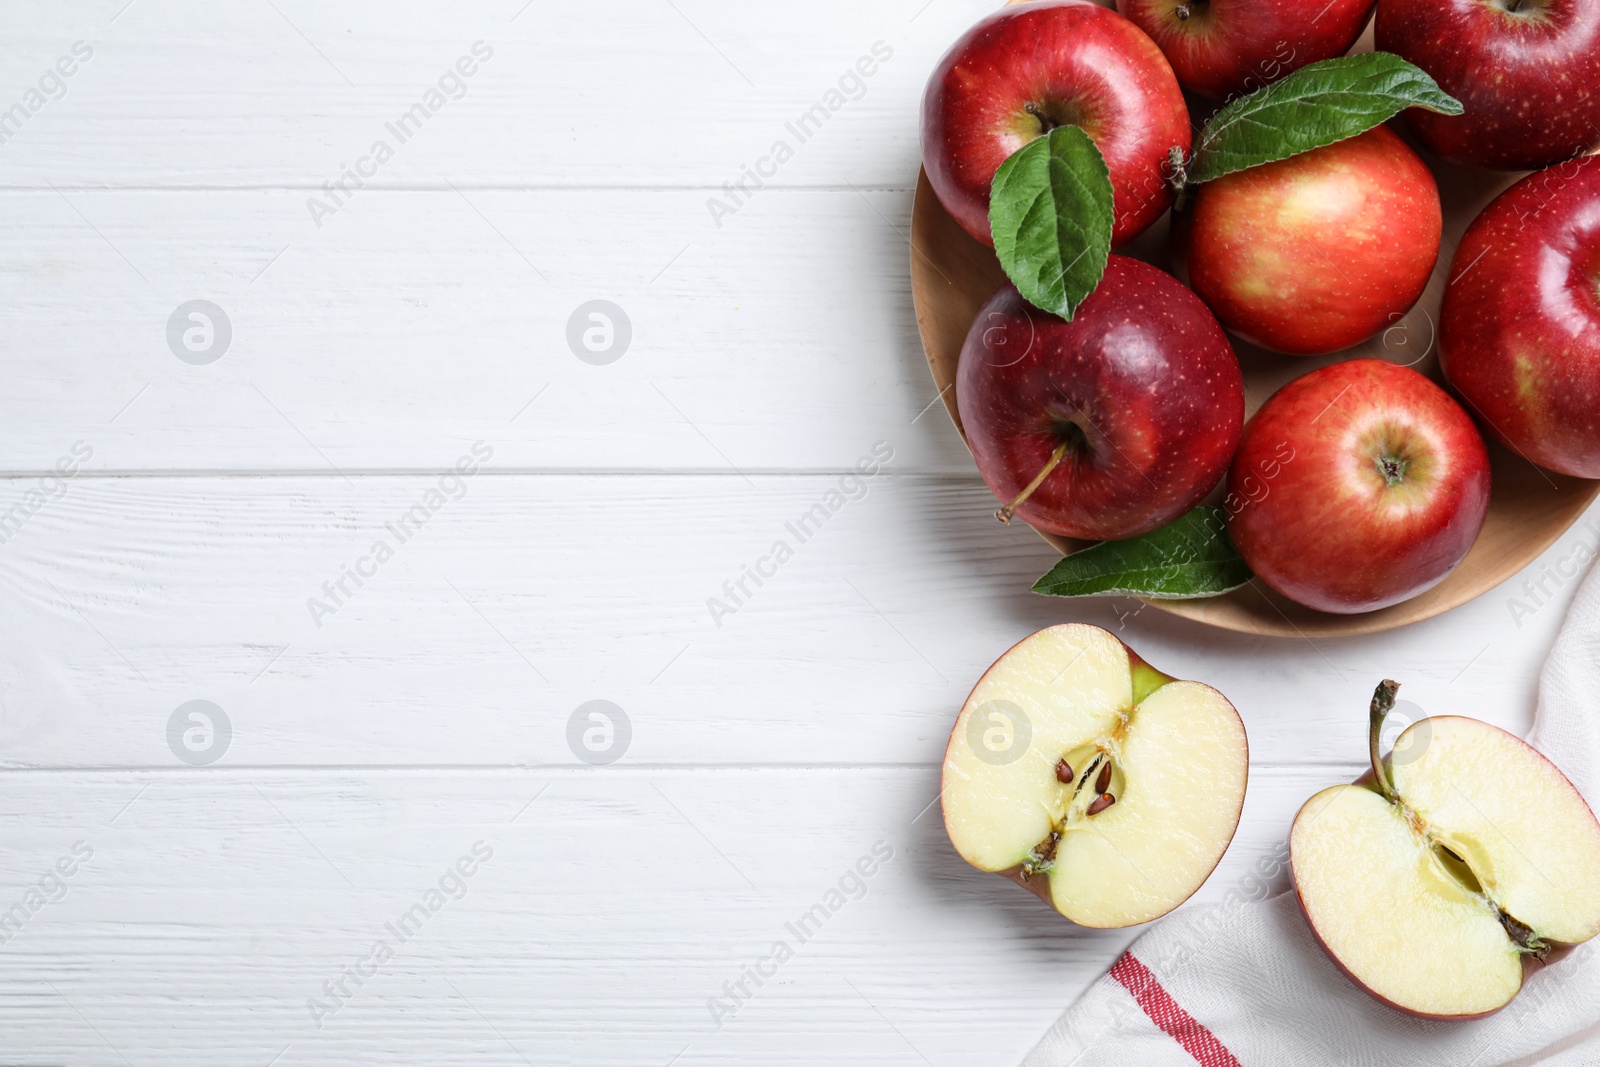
[1440,155,1600,477]
[1377,0,1600,170]
[957,256,1244,541]
[1226,360,1490,614]
[1174,125,1441,356]
[1119,0,1375,100]
[921,0,1190,248]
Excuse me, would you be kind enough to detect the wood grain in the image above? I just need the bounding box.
[0,473,1577,770]
[0,0,996,188]
[0,187,977,473]
[0,765,1339,1066]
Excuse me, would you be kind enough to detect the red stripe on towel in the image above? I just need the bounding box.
[1109,952,1242,1067]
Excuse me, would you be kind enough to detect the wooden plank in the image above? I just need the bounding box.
[0,0,994,189]
[0,473,1576,769]
[0,765,1336,1066]
[0,187,974,473]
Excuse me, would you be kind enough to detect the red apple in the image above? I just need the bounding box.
[921,0,1191,249]
[1226,360,1491,614]
[957,255,1244,541]
[1173,125,1441,356]
[1118,0,1376,100]
[1376,0,1600,171]
[1439,154,1600,477]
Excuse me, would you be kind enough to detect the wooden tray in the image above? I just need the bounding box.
[910,152,1600,637]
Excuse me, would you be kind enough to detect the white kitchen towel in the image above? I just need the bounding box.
[1024,563,1600,1067]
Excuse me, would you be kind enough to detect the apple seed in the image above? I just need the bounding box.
[1087,793,1116,816]
[1095,761,1112,794]
[1055,758,1073,784]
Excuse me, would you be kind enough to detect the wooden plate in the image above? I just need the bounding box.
[910,153,1600,637]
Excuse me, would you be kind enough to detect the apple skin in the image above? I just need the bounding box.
[1118,0,1376,100]
[921,0,1191,248]
[1173,125,1442,356]
[1226,360,1490,614]
[1439,155,1600,478]
[957,255,1244,541]
[1376,0,1600,171]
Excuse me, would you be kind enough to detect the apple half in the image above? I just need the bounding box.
[941,624,1248,927]
[1291,681,1600,1017]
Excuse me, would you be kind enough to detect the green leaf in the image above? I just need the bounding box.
[989,125,1114,321]
[1188,52,1463,184]
[1031,507,1252,600]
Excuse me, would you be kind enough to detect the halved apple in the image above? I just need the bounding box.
[941,624,1248,927]
[1291,681,1600,1018]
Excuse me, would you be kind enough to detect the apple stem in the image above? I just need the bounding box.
[1166,145,1191,201]
[1023,101,1058,134]
[995,441,1070,524]
[1368,679,1402,803]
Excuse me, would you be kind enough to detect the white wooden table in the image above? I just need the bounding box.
[0,2,1590,1063]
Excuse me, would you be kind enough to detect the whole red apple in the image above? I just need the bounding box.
[1439,154,1600,477]
[1118,0,1376,100]
[957,256,1243,541]
[922,0,1190,249]
[1227,360,1491,614]
[1376,0,1600,170]
[1174,125,1441,356]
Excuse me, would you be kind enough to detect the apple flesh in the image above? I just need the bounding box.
[921,0,1191,248]
[942,624,1248,927]
[1440,154,1600,477]
[1118,0,1376,100]
[1226,359,1491,614]
[1376,0,1600,171]
[1291,681,1600,1017]
[1174,125,1442,356]
[957,256,1244,541]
